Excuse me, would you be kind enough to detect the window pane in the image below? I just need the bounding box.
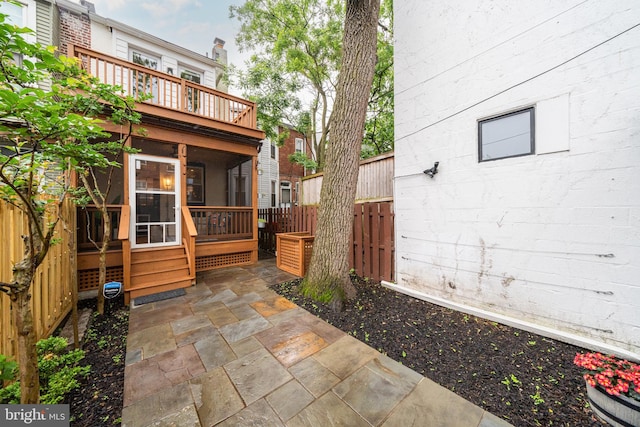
[281,188,291,204]
[480,109,533,161]
[180,69,201,84]
[0,3,23,26]
[132,51,158,70]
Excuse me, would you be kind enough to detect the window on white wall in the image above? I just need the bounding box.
[1,0,35,63]
[180,68,202,112]
[270,143,276,159]
[1,1,24,26]
[131,50,159,70]
[130,49,160,102]
[180,68,202,84]
[478,107,534,162]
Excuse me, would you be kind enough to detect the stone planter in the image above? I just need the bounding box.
[585,382,640,427]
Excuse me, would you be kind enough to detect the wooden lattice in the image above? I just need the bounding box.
[77,267,124,292]
[195,252,252,271]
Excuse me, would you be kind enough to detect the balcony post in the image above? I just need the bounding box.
[181,79,187,112]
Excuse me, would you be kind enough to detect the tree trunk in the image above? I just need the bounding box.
[301,0,380,309]
[11,259,40,403]
[96,208,111,315]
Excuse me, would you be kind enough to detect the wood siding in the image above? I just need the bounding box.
[0,198,75,361]
[302,152,393,205]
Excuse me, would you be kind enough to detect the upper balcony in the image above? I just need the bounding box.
[69,45,261,139]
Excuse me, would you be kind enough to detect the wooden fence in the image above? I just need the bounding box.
[301,152,394,205]
[258,201,394,282]
[0,199,75,361]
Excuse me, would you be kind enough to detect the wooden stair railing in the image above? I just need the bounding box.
[117,205,131,304]
[182,206,198,281]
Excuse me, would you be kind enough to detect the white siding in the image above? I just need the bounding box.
[257,140,279,209]
[35,0,52,46]
[90,27,223,91]
[394,0,640,357]
[89,20,112,54]
[35,0,52,91]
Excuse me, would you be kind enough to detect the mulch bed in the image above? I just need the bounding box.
[68,297,128,427]
[270,275,605,427]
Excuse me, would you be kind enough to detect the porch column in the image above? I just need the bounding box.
[252,154,258,243]
[179,143,187,206]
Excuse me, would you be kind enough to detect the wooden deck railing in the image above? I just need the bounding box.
[70,45,258,129]
[77,205,123,252]
[190,206,253,242]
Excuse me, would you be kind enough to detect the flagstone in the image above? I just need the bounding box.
[190,367,244,426]
[224,348,292,405]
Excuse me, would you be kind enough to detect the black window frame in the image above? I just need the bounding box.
[478,107,535,162]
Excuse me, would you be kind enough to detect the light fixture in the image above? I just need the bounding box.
[162,176,174,190]
[423,161,439,178]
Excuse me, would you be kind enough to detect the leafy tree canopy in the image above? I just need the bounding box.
[229,0,393,170]
[0,8,139,403]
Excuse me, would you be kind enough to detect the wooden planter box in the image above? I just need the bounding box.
[276,232,314,277]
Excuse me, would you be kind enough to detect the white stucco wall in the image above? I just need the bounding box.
[394,0,640,357]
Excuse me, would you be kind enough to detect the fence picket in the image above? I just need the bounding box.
[0,199,74,361]
[259,202,394,282]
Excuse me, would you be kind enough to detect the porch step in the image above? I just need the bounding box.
[131,247,186,262]
[129,247,192,292]
[131,254,188,275]
[132,266,191,288]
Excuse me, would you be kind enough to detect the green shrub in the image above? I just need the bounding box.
[0,336,90,404]
[0,354,17,381]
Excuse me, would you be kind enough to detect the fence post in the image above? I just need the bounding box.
[353,205,363,277]
[371,203,380,281]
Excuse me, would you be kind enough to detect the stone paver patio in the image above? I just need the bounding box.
[122,258,512,427]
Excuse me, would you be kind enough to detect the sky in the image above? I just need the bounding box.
[85,0,250,73]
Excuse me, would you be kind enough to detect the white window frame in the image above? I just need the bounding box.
[1,0,36,47]
[478,107,535,162]
[179,66,203,84]
[280,180,291,205]
[129,49,160,70]
[295,137,304,153]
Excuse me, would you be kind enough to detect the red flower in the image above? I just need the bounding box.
[574,352,640,402]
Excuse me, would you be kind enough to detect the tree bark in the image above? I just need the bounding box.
[302,0,380,309]
[11,244,40,403]
[96,208,110,315]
